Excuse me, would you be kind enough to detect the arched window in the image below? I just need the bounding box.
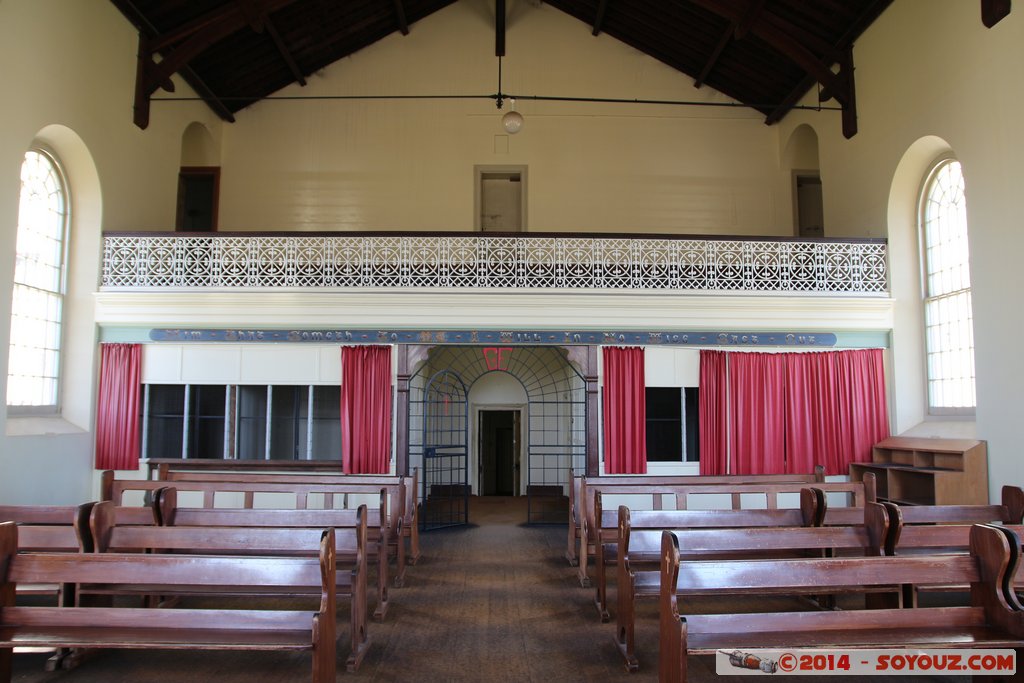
[7,149,69,412]
[919,158,975,414]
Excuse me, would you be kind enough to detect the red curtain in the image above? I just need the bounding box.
[95,343,142,470]
[698,350,728,475]
[729,352,787,475]
[837,348,890,472]
[602,346,647,474]
[698,348,889,476]
[341,345,393,474]
[784,352,841,475]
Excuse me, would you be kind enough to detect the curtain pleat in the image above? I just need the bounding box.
[729,352,787,475]
[340,345,393,474]
[95,343,142,470]
[602,346,647,474]
[698,350,728,475]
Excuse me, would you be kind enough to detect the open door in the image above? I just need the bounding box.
[479,410,520,496]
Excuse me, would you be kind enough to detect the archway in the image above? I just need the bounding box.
[409,346,587,527]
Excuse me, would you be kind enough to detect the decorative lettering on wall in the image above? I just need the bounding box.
[150,329,838,347]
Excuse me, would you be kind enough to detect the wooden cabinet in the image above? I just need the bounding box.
[849,436,989,505]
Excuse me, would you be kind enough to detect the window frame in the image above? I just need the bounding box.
[918,155,976,416]
[6,146,71,415]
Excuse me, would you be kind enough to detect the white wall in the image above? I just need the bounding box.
[216,2,791,234]
[778,0,1024,498]
[0,0,218,503]
[5,0,1020,504]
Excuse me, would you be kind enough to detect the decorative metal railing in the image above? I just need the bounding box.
[101,232,888,294]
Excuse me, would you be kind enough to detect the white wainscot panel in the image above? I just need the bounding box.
[644,348,699,387]
[318,346,342,383]
[239,346,320,384]
[142,345,184,383]
[181,346,242,384]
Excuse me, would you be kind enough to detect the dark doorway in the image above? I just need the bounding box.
[479,410,518,496]
[177,166,220,232]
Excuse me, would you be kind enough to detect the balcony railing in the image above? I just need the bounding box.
[101,232,888,295]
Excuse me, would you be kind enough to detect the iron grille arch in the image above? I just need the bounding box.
[408,345,587,527]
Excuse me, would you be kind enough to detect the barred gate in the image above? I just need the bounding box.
[408,346,586,528]
[416,369,469,530]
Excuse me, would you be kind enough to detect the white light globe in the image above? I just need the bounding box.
[502,110,523,134]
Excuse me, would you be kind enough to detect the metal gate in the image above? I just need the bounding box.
[407,346,586,528]
[417,369,469,530]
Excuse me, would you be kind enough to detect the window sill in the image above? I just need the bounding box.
[5,415,87,437]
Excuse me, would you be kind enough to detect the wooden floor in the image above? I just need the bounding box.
[11,496,973,682]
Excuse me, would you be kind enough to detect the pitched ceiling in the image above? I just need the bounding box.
[111,0,896,138]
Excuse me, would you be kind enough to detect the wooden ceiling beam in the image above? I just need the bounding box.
[132,0,300,129]
[592,0,610,36]
[496,0,506,56]
[691,0,857,137]
[695,0,764,89]
[265,17,307,86]
[981,0,1011,27]
[394,0,410,35]
[111,0,234,128]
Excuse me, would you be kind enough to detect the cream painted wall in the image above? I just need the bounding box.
[4,0,1021,504]
[0,0,219,503]
[217,2,794,234]
[778,0,1024,498]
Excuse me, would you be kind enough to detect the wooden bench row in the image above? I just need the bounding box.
[565,467,825,566]
[102,469,415,586]
[612,496,890,670]
[577,474,874,587]
[85,500,372,671]
[150,465,422,567]
[658,523,1024,682]
[154,486,392,620]
[0,521,343,683]
[612,486,1024,672]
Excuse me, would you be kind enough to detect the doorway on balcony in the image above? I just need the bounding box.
[475,165,526,232]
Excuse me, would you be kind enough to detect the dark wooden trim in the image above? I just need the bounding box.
[592,0,610,36]
[982,0,1011,27]
[103,228,887,245]
[583,345,600,477]
[495,0,506,57]
[393,0,410,35]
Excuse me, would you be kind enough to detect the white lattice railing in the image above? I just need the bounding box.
[101,233,888,294]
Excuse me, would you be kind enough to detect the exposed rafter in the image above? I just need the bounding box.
[266,17,307,86]
[981,0,1011,27]
[131,0,300,128]
[592,0,610,36]
[694,0,764,89]
[393,0,410,35]
[691,0,858,137]
[496,0,506,57]
[109,0,891,137]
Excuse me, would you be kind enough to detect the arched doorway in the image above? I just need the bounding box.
[409,346,587,528]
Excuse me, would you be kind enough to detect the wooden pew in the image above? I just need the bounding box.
[102,470,411,586]
[577,475,874,587]
[83,500,371,671]
[565,467,825,565]
[154,486,392,621]
[658,523,1024,683]
[614,499,891,671]
[153,466,422,565]
[590,487,824,623]
[876,489,1024,606]
[0,521,339,683]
